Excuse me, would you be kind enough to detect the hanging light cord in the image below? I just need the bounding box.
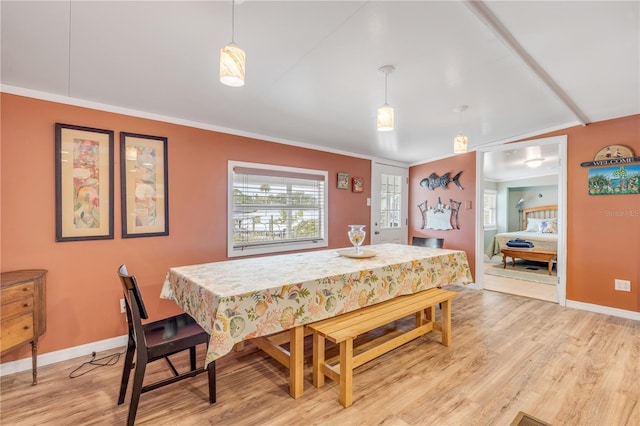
[67,1,72,96]
[384,71,389,104]
[230,0,236,43]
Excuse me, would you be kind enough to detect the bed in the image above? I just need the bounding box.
[485,205,558,258]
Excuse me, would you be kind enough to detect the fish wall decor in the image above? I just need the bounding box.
[419,171,463,190]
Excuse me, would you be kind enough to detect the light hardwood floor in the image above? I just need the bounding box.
[1,286,638,425]
[483,258,557,303]
[483,271,557,303]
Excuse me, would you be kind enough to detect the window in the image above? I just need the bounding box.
[380,174,402,229]
[228,161,328,257]
[483,190,497,230]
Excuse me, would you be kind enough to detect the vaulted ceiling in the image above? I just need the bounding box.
[2,1,638,174]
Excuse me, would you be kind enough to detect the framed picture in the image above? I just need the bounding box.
[352,177,364,193]
[55,123,114,242]
[588,164,640,195]
[337,172,350,190]
[120,132,169,238]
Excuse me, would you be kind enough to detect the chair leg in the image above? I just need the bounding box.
[207,361,216,404]
[127,354,147,426]
[118,336,136,405]
[189,346,197,371]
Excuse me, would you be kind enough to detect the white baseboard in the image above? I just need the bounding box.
[566,300,640,321]
[0,334,128,377]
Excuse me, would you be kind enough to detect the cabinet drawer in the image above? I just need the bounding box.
[1,281,34,304]
[0,314,34,353]
[1,298,34,320]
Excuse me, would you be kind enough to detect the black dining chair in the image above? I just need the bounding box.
[411,236,444,248]
[410,237,445,310]
[117,264,216,426]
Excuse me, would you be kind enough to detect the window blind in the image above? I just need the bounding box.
[231,164,327,250]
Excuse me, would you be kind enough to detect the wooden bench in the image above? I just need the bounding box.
[500,247,557,275]
[307,287,457,407]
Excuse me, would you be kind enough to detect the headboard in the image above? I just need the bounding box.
[521,205,558,231]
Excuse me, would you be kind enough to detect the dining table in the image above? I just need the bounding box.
[160,243,473,398]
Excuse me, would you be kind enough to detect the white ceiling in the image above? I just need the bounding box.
[2,1,638,179]
[483,143,560,182]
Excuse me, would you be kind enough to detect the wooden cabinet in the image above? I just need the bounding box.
[1,270,47,385]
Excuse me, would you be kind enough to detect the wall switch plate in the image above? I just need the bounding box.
[120,298,126,313]
[614,279,631,292]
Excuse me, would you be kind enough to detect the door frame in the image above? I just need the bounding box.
[474,135,567,305]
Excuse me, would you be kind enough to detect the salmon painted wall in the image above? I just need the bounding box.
[409,115,639,313]
[0,93,371,362]
[408,152,477,281]
[525,115,639,312]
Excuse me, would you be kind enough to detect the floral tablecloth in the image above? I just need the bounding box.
[161,243,473,366]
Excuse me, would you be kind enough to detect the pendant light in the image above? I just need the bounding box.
[219,0,245,87]
[453,105,469,153]
[377,65,395,132]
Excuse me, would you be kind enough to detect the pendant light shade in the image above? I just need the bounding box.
[453,105,469,153]
[377,65,395,132]
[220,43,245,87]
[377,103,394,132]
[219,0,245,87]
[453,133,468,154]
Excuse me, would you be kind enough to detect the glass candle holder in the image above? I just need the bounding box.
[347,224,366,254]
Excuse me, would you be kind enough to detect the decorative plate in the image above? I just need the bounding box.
[337,249,377,259]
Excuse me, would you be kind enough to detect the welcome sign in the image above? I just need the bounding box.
[580,144,639,167]
[582,145,640,195]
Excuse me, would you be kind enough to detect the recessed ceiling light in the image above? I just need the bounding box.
[525,158,544,168]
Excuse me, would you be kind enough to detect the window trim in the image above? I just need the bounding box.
[483,189,497,231]
[228,161,329,257]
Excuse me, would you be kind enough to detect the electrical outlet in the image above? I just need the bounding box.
[120,298,126,313]
[614,279,631,292]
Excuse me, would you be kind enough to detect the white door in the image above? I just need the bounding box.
[370,162,408,245]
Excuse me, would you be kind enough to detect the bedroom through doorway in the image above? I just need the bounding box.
[476,136,567,304]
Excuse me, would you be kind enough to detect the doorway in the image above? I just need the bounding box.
[370,162,408,245]
[475,136,567,305]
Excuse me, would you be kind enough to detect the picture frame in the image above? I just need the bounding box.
[55,123,114,242]
[120,132,169,238]
[352,177,364,193]
[337,172,350,190]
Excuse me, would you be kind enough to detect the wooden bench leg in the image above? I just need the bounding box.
[339,339,354,408]
[441,299,451,347]
[312,332,326,388]
[425,305,435,323]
